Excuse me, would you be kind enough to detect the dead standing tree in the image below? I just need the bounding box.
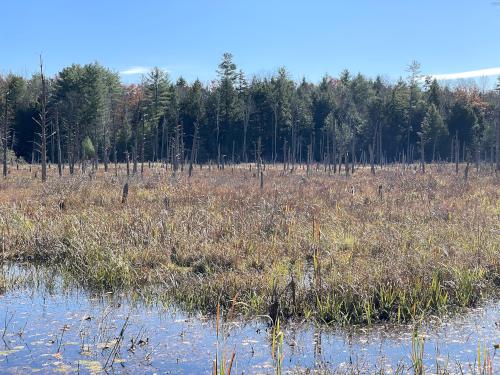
[55,106,63,177]
[33,55,49,182]
[242,94,253,163]
[188,121,199,177]
[2,88,9,177]
[172,122,182,176]
[496,94,500,172]
[496,117,500,173]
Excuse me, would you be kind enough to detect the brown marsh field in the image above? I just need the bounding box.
[1,162,498,325]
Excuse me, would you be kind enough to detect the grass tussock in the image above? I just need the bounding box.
[0,164,498,324]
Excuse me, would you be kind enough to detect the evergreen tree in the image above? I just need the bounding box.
[0,55,498,169]
[143,67,170,162]
[216,53,239,163]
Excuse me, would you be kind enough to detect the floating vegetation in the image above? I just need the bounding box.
[76,360,103,374]
[0,345,25,356]
[0,267,498,373]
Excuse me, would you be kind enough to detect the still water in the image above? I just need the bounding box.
[0,264,498,374]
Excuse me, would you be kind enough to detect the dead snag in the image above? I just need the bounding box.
[122,182,129,204]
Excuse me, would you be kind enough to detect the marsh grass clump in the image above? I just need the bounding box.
[0,164,498,323]
[0,272,5,294]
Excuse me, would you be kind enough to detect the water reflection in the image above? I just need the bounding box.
[0,264,498,374]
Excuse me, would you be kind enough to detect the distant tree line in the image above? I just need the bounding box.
[1,54,500,176]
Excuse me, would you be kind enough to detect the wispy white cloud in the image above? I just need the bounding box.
[120,66,151,75]
[120,66,172,76]
[428,67,500,81]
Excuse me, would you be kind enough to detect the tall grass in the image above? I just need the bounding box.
[213,302,236,375]
[0,163,498,324]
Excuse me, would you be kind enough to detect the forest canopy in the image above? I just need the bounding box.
[1,54,499,170]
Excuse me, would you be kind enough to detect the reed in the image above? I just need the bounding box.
[213,302,237,375]
[0,163,498,325]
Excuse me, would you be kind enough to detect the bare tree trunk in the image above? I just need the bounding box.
[160,117,166,162]
[298,135,302,166]
[351,137,355,174]
[153,82,160,163]
[76,120,82,173]
[306,143,312,176]
[173,123,181,174]
[323,134,327,172]
[378,125,383,169]
[10,132,15,166]
[369,144,375,174]
[2,92,8,178]
[140,116,145,174]
[189,121,199,177]
[56,108,63,177]
[132,146,137,174]
[332,119,337,174]
[496,118,500,172]
[126,151,130,176]
[475,147,480,173]
[154,117,158,163]
[450,137,454,164]
[231,140,235,165]
[35,55,48,182]
[132,117,138,173]
[243,100,250,163]
[256,136,262,174]
[50,118,54,166]
[273,103,277,164]
[67,122,74,175]
[216,94,221,168]
[111,112,118,174]
[103,127,109,172]
[420,132,425,173]
[344,150,349,177]
[432,139,436,164]
[165,134,170,170]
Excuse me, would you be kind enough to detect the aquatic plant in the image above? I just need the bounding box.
[410,325,425,375]
[213,303,236,375]
[271,318,284,375]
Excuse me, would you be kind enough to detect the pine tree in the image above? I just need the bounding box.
[144,67,170,162]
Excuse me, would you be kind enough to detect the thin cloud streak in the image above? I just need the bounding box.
[428,67,500,81]
[120,66,151,75]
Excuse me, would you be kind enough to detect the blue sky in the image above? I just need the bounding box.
[1,0,499,85]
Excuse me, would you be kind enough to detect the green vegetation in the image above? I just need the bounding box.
[82,136,96,159]
[1,56,499,179]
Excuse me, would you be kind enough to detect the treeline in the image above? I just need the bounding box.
[1,54,500,177]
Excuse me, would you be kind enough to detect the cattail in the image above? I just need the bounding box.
[227,351,236,375]
[215,303,220,339]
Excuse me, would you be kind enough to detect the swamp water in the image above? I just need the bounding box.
[0,264,498,374]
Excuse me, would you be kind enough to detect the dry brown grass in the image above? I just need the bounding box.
[0,162,498,324]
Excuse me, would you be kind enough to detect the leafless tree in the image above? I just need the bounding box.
[2,88,9,177]
[33,55,48,182]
